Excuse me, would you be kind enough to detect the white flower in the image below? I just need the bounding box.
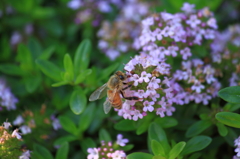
[116,134,129,146]
[12,129,21,139]
[87,148,99,159]
[111,150,126,159]
[19,125,31,134]
[19,150,31,159]
[3,122,11,129]
[13,115,24,125]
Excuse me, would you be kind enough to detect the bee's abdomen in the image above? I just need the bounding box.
[107,90,122,109]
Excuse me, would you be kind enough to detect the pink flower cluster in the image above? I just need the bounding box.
[97,0,151,60]
[87,134,128,159]
[133,3,218,60]
[115,53,176,120]
[67,0,125,26]
[172,59,221,105]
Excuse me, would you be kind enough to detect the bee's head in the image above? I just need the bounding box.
[115,71,126,81]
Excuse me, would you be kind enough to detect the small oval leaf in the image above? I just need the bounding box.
[56,142,69,159]
[218,86,240,103]
[127,152,153,159]
[169,141,186,159]
[186,120,212,138]
[216,112,240,128]
[70,89,87,115]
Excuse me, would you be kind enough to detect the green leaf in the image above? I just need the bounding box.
[127,152,153,159]
[152,155,166,159]
[186,120,212,138]
[56,142,69,159]
[148,122,171,154]
[223,103,240,111]
[70,89,87,115]
[59,116,78,135]
[99,128,111,142]
[64,54,74,81]
[169,142,186,159]
[74,39,91,74]
[216,122,228,136]
[75,69,92,84]
[99,63,120,81]
[36,59,62,81]
[24,75,41,93]
[114,120,137,131]
[154,117,178,128]
[0,64,25,76]
[180,136,212,155]
[216,112,240,128]
[33,144,54,159]
[218,86,240,104]
[38,46,55,60]
[188,153,202,159]
[80,138,96,154]
[122,144,134,151]
[17,44,33,71]
[28,37,42,60]
[78,103,95,132]
[151,140,166,157]
[54,135,77,146]
[52,81,69,87]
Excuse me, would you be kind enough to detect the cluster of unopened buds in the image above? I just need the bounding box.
[0,121,30,159]
[87,134,128,159]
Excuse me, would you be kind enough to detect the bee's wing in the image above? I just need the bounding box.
[103,99,112,114]
[103,89,118,114]
[89,83,108,101]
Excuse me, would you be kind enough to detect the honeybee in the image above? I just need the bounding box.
[89,71,139,114]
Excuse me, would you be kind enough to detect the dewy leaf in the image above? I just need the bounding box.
[70,89,87,115]
[63,54,74,81]
[59,116,78,135]
[74,39,91,74]
[218,86,240,104]
[148,122,171,154]
[151,140,166,157]
[180,136,212,155]
[36,59,62,81]
[169,141,186,159]
[33,144,54,159]
[99,128,111,142]
[216,112,240,128]
[216,122,228,136]
[186,120,212,138]
[127,152,153,159]
[56,142,69,159]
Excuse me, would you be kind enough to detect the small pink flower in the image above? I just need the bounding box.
[87,148,99,159]
[143,101,155,112]
[116,134,129,146]
[132,110,143,121]
[139,71,152,83]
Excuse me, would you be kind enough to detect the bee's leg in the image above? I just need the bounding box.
[122,83,132,90]
[120,90,139,100]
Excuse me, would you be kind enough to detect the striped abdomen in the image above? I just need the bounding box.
[107,90,122,109]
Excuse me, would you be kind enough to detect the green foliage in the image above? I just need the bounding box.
[127,152,153,159]
[216,112,240,128]
[186,120,212,138]
[218,86,240,104]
